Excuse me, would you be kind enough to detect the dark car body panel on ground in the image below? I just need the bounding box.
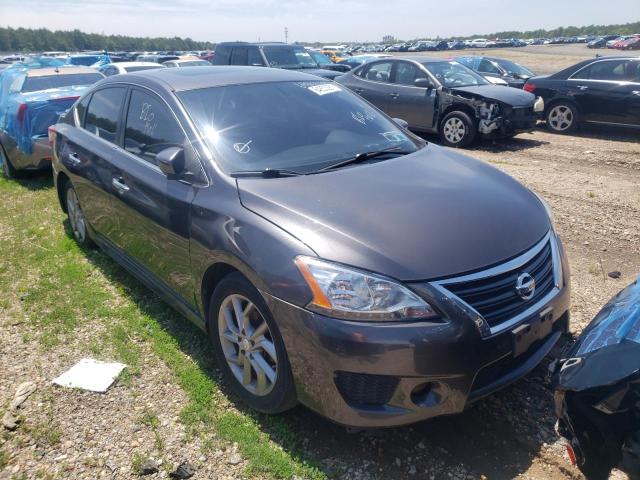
[552,277,640,479]
[336,56,538,140]
[525,56,640,129]
[50,67,569,427]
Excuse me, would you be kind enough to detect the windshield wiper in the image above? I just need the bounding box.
[229,168,304,178]
[314,147,412,173]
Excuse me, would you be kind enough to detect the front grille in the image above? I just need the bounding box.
[442,240,555,329]
[510,106,535,118]
[334,371,399,407]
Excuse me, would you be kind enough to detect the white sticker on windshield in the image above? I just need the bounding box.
[308,83,342,96]
[381,131,405,143]
[351,110,376,125]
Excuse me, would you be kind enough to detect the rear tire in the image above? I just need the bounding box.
[63,181,93,247]
[0,143,18,179]
[546,102,579,134]
[439,111,477,148]
[208,272,297,414]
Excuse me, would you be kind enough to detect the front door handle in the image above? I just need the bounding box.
[67,152,81,166]
[632,90,640,96]
[389,92,399,99]
[111,177,130,194]
[576,85,589,91]
[354,88,364,94]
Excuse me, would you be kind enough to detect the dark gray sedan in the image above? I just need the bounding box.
[336,56,543,147]
[50,67,569,427]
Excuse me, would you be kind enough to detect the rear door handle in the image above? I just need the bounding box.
[354,88,364,94]
[632,90,640,96]
[67,152,81,166]
[111,177,130,194]
[389,93,399,99]
[576,85,589,91]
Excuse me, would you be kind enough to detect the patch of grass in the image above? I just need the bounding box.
[34,468,55,480]
[588,264,601,276]
[0,449,9,469]
[0,176,324,480]
[26,421,63,447]
[131,452,144,476]
[587,191,596,198]
[139,409,160,429]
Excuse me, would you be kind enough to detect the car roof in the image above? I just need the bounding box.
[101,66,326,92]
[25,67,100,77]
[104,62,162,68]
[390,56,451,63]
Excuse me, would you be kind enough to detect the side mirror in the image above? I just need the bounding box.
[156,146,185,179]
[414,78,433,89]
[393,118,409,130]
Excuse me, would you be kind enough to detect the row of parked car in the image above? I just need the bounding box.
[587,34,640,50]
[0,44,638,480]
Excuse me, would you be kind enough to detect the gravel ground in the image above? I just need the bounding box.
[1,45,639,479]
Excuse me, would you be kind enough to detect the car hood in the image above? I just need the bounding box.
[449,85,535,107]
[237,144,551,281]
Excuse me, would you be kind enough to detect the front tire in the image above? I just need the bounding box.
[546,102,578,133]
[439,111,477,148]
[208,272,297,414]
[64,182,93,247]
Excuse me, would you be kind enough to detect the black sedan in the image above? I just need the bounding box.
[336,57,543,147]
[524,56,640,133]
[456,55,535,89]
[49,67,568,427]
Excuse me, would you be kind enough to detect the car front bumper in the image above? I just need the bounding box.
[265,237,571,427]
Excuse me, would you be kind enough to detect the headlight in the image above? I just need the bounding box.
[535,193,557,233]
[295,256,438,322]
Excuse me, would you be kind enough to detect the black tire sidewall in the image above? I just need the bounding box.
[0,144,15,179]
[546,102,578,133]
[439,111,477,148]
[208,272,296,414]
[63,181,92,247]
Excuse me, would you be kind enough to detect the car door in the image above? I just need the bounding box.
[387,60,437,130]
[568,59,631,124]
[60,87,127,243]
[108,87,205,302]
[345,60,395,114]
[626,60,640,126]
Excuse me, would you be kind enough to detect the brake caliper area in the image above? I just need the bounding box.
[477,102,502,134]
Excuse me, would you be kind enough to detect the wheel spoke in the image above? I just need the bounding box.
[255,365,268,395]
[242,355,252,385]
[223,307,239,335]
[222,330,239,344]
[255,336,276,362]
[232,297,246,332]
[250,321,268,340]
[251,352,276,383]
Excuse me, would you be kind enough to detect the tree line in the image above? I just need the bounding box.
[0,27,214,53]
[470,21,640,40]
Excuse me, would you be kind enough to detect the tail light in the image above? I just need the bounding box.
[48,126,56,146]
[523,82,536,93]
[16,103,28,125]
[565,444,577,466]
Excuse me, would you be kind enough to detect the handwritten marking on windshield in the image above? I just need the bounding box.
[233,140,252,154]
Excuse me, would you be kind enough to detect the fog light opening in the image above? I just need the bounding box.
[410,382,434,406]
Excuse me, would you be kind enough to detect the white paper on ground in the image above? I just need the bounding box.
[53,358,126,393]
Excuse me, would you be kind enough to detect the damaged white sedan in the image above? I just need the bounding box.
[337,57,544,148]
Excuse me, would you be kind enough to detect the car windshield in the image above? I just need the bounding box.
[178,81,419,174]
[422,61,489,87]
[494,59,534,77]
[262,46,318,69]
[22,73,103,93]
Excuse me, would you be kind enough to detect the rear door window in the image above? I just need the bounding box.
[247,48,264,66]
[230,48,248,65]
[84,87,126,144]
[362,61,393,83]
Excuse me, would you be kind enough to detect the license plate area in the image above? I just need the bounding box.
[512,308,553,357]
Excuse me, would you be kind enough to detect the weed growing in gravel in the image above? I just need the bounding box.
[26,421,62,447]
[587,191,597,198]
[0,449,8,469]
[139,409,160,429]
[131,451,144,475]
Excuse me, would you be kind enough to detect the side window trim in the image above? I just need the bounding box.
[75,93,92,127]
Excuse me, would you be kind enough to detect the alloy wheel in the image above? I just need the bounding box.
[217,294,277,396]
[548,105,574,131]
[66,187,87,243]
[443,117,466,144]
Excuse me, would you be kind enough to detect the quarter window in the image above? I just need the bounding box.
[363,61,393,83]
[247,48,264,66]
[394,62,427,86]
[124,89,186,166]
[84,87,126,143]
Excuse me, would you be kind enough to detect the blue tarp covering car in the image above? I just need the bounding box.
[0,57,103,175]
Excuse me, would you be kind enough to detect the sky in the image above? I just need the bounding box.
[1,0,638,43]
